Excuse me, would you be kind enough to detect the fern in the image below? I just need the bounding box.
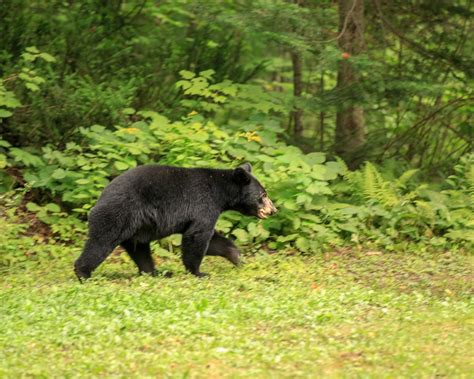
[345,163,431,211]
[361,162,400,207]
[397,169,419,187]
[414,200,436,224]
[467,160,474,205]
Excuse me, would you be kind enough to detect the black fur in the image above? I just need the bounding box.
[74,163,276,279]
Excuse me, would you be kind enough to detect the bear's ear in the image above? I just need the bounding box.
[233,167,251,185]
[239,162,252,173]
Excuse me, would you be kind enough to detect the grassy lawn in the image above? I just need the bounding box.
[1,229,473,377]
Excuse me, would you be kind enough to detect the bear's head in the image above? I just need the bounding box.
[232,163,277,219]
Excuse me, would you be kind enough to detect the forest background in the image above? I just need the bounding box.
[1,0,472,252]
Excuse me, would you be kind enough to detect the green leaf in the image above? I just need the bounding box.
[324,161,346,180]
[206,40,218,49]
[25,83,40,92]
[337,222,359,233]
[306,183,320,195]
[283,200,298,210]
[0,93,21,108]
[9,148,43,167]
[277,234,298,242]
[75,179,90,185]
[45,203,61,213]
[52,168,67,179]
[304,152,325,165]
[176,80,192,90]
[72,193,91,199]
[25,46,40,54]
[310,164,327,180]
[122,107,136,115]
[0,153,7,169]
[199,69,215,79]
[26,202,41,212]
[398,169,419,185]
[232,228,249,243]
[445,229,474,242]
[21,52,36,62]
[296,194,312,204]
[295,237,310,252]
[19,73,31,81]
[114,161,129,170]
[39,52,56,62]
[0,109,13,118]
[179,70,195,80]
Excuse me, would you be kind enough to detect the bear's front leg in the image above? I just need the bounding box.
[182,226,214,277]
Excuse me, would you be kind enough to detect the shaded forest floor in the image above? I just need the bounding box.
[0,214,473,378]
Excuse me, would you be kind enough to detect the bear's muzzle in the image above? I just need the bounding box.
[257,196,277,219]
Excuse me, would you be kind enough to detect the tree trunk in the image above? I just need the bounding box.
[319,70,325,150]
[334,0,365,169]
[291,50,303,137]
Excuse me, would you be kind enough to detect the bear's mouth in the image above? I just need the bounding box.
[257,209,270,219]
[257,198,277,219]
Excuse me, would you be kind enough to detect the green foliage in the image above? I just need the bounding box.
[341,159,474,247]
[1,69,472,251]
[0,46,55,121]
[0,0,472,253]
[1,68,472,252]
[176,69,290,115]
[0,87,19,119]
[24,201,85,242]
[2,109,472,252]
[0,1,470,171]
[1,109,349,252]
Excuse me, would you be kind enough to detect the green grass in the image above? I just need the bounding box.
[1,226,473,377]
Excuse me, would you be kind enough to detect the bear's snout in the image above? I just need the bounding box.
[257,197,277,219]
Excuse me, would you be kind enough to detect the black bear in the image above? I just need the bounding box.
[74,163,276,279]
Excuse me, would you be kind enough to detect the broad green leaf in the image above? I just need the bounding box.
[199,69,215,79]
[76,179,90,185]
[26,202,41,212]
[25,82,40,92]
[295,237,310,252]
[0,93,21,108]
[45,203,61,213]
[283,200,298,210]
[0,109,13,118]
[122,107,136,115]
[25,46,40,53]
[179,70,195,79]
[39,52,56,62]
[52,168,67,179]
[114,161,129,170]
[232,228,249,243]
[9,148,43,167]
[304,152,325,165]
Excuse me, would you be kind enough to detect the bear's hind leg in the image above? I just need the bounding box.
[206,231,241,266]
[121,240,156,276]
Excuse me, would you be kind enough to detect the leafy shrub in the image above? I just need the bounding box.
[1,70,472,252]
[0,47,55,119]
[338,159,474,247]
[1,109,350,252]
